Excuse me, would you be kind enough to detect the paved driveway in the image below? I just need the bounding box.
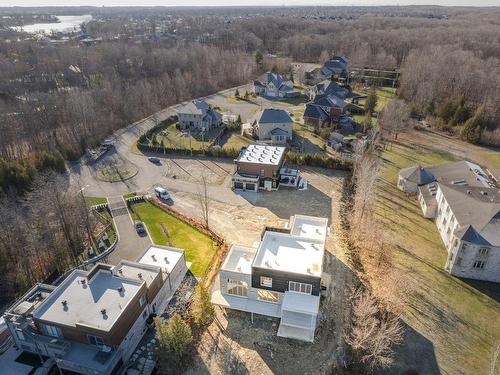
[106,196,151,265]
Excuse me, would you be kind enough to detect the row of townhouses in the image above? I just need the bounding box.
[3,245,187,375]
[398,161,500,283]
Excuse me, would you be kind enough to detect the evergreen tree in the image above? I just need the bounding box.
[191,284,214,326]
[234,89,240,98]
[364,90,378,115]
[461,106,484,144]
[155,314,192,362]
[254,50,263,67]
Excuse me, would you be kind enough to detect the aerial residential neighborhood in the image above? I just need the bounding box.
[0,4,499,375]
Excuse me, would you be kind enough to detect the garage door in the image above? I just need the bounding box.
[234,182,244,190]
[245,183,256,191]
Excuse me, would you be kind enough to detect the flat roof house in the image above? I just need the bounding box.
[211,215,328,342]
[400,161,500,283]
[232,144,286,192]
[252,108,293,145]
[3,245,188,375]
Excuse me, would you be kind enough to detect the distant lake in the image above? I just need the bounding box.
[13,15,93,34]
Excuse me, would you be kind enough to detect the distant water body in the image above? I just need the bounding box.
[13,15,92,34]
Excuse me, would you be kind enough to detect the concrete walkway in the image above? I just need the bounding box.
[106,196,151,265]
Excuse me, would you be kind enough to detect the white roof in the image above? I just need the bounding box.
[282,291,320,315]
[114,261,160,288]
[221,245,256,274]
[290,215,328,243]
[253,232,324,277]
[237,144,285,166]
[252,215,328,277]
[136,245,184,274]
[33,269,144,332]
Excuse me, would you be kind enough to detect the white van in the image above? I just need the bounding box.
[155,187,171,201]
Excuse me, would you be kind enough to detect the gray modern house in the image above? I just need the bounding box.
[211,215,328,342]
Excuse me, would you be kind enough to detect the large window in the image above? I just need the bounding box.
[87,335,105,347]
[227,280,248,298]
[257,290,279,303]
[479,247,490,256]
[43,324,62,338]
[260,276,272,288]
[289,281,312,295]
[473,260,485,269]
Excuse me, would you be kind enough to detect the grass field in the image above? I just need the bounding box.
[155,123,221,150]
[220,132,252,150]
[84,196,107,206]
[130,202,218,277]
[375,132,500,374]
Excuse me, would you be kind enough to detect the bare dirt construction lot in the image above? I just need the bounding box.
[166,165,355,375]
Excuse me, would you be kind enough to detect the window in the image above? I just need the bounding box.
[446,206,450,215]
[260,169,265,177]
[15,330,25,341]
[461,243,468,251]
[473,260,485,269]
[479,247,490,256]
[142,310,148,320]
[43,324,62,338]
[289,281,312,295]
[260,276,272,288]
[139,295,146,307]
[87,335,105,347]
[257,290,279,303]
[227,280,248,297]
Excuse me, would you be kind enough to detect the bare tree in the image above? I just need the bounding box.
[197,172,211,228]
[379,99,411,140]
[346,288,403,370]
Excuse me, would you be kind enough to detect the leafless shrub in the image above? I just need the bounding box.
[346,288,403,371]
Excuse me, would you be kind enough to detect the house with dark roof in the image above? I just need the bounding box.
[319,56,349,80]
[304,93,347,129]
[177,100,222,131]
[308,80,349,101]
[401,161,500,283]
[397,165,436,192]
[252,108,293,145]
[253,72,300,99]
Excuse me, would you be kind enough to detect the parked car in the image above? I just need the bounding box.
[134,221,147,236]
[148,157,161,165]
[155,186,171,201]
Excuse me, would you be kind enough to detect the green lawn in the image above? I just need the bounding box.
[154,123,221,151]
[123,192,137,200]
[375,135,500,374]
[84,196,107,206]
[130,202,218,277]
[220,132,252,150]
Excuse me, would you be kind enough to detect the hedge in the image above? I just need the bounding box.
[138,115,178,144]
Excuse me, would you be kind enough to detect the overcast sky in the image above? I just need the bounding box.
[3,0,500,7]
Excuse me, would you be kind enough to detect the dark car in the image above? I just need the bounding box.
[148,157,161,165]
[134,221,147,236]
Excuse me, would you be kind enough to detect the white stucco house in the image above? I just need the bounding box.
[177,100,222,131]
[252,108,293,145]
[402,161,500,283]
[397,165,436,192]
